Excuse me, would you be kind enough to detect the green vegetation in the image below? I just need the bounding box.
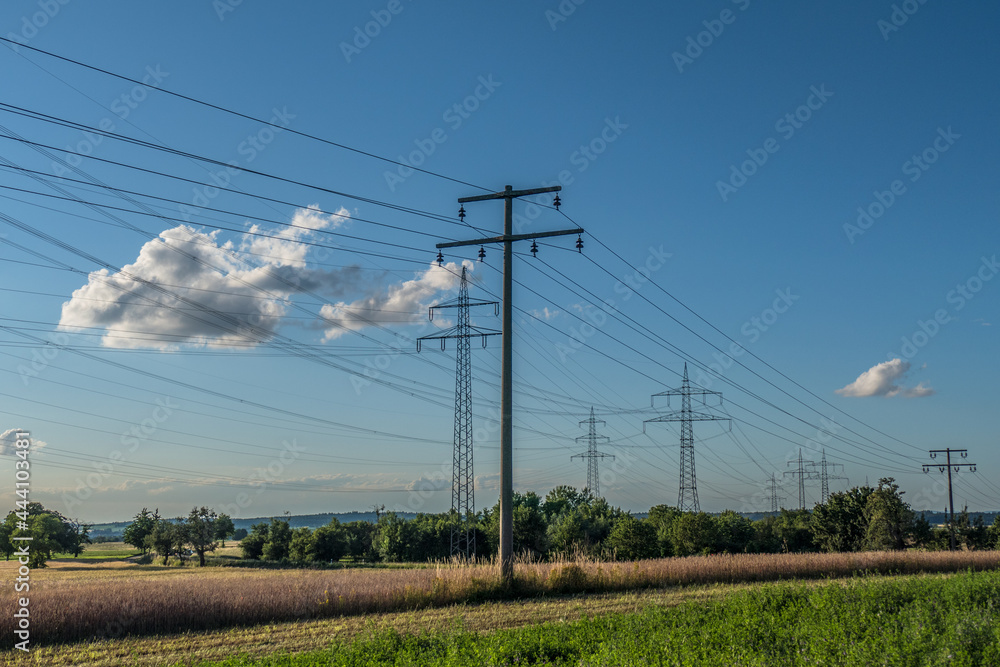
[187,570,1000,666]
[226,480,1000,568]
[1,502,90,566]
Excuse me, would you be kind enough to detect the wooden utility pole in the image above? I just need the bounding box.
[923,448,977,551]
[438,185,582,587]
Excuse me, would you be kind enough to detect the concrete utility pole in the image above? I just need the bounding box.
[437,184,582,587]
[923,448,977,551]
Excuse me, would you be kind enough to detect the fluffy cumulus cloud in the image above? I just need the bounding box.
[241,205,348,268]
[318,261,471,340]
[58,208,470,350]
[0,429,47,456]
[58,208,376,349]
[835,359,934,398]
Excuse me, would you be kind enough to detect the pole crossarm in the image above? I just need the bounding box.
[416,326,501,351]
[643,412,731,430]
[458,185,562,203]
[437,227,584,250]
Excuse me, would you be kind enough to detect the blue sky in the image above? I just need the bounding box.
[0,0,997,523]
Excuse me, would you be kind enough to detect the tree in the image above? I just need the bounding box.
[3,504,91,567]
[240,522,269,560]
[123,508,158,555]
[955,508,990,551]
[481,492,548,558]
[715,510,754,554]
[0,517,12,561]
[214,513,235,548]
[811,487,873,552]
[773,509,816,552]
[671,512,718,556]
[145,519,181,565]
[313,520,347,562]
[646,505,682,557]
[343,521,377,561]
[606,515,657,560]
[185,507,219,566]
[233,528,248,541]
[289,527,316,562]
[862,478,913,551]
[262,518,292,561]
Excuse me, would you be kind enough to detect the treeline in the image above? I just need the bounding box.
[1,502,91,566]
[234,480,1000,565]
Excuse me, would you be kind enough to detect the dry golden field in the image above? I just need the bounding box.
[2,549,998,666]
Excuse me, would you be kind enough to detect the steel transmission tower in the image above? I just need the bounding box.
[571,407,614,495]
[417,266,499,559]
[434,184,583,587]
[784,449,819,509]
[762,472,786,513]
[808,449,847,504]
[644,364,730,512]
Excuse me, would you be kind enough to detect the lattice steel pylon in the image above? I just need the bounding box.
[784,449,818,510]
[571,407,614,496]
[762,472,786,513]
[644,364,730,512]
[417,266,499,559]
[807,449,847,504]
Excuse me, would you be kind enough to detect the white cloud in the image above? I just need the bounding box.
[0,429,47,456]
[835,359,934,398]
[319,261,471,340]
[241,205,349,268]
[59,209,368,350]
[530,307,561,321]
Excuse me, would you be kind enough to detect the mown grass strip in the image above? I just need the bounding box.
[187,570,1000,667]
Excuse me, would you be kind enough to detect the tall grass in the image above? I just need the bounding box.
[1,550,997,646]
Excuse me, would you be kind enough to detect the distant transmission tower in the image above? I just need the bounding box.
[808,449,847,504]
[571,407,614,496]
[644,364,730,512]
[417,266,499,559]
[784,448,818,509]
[762,472,786,513]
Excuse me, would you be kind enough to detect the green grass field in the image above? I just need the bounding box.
[187,570,1000,666]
